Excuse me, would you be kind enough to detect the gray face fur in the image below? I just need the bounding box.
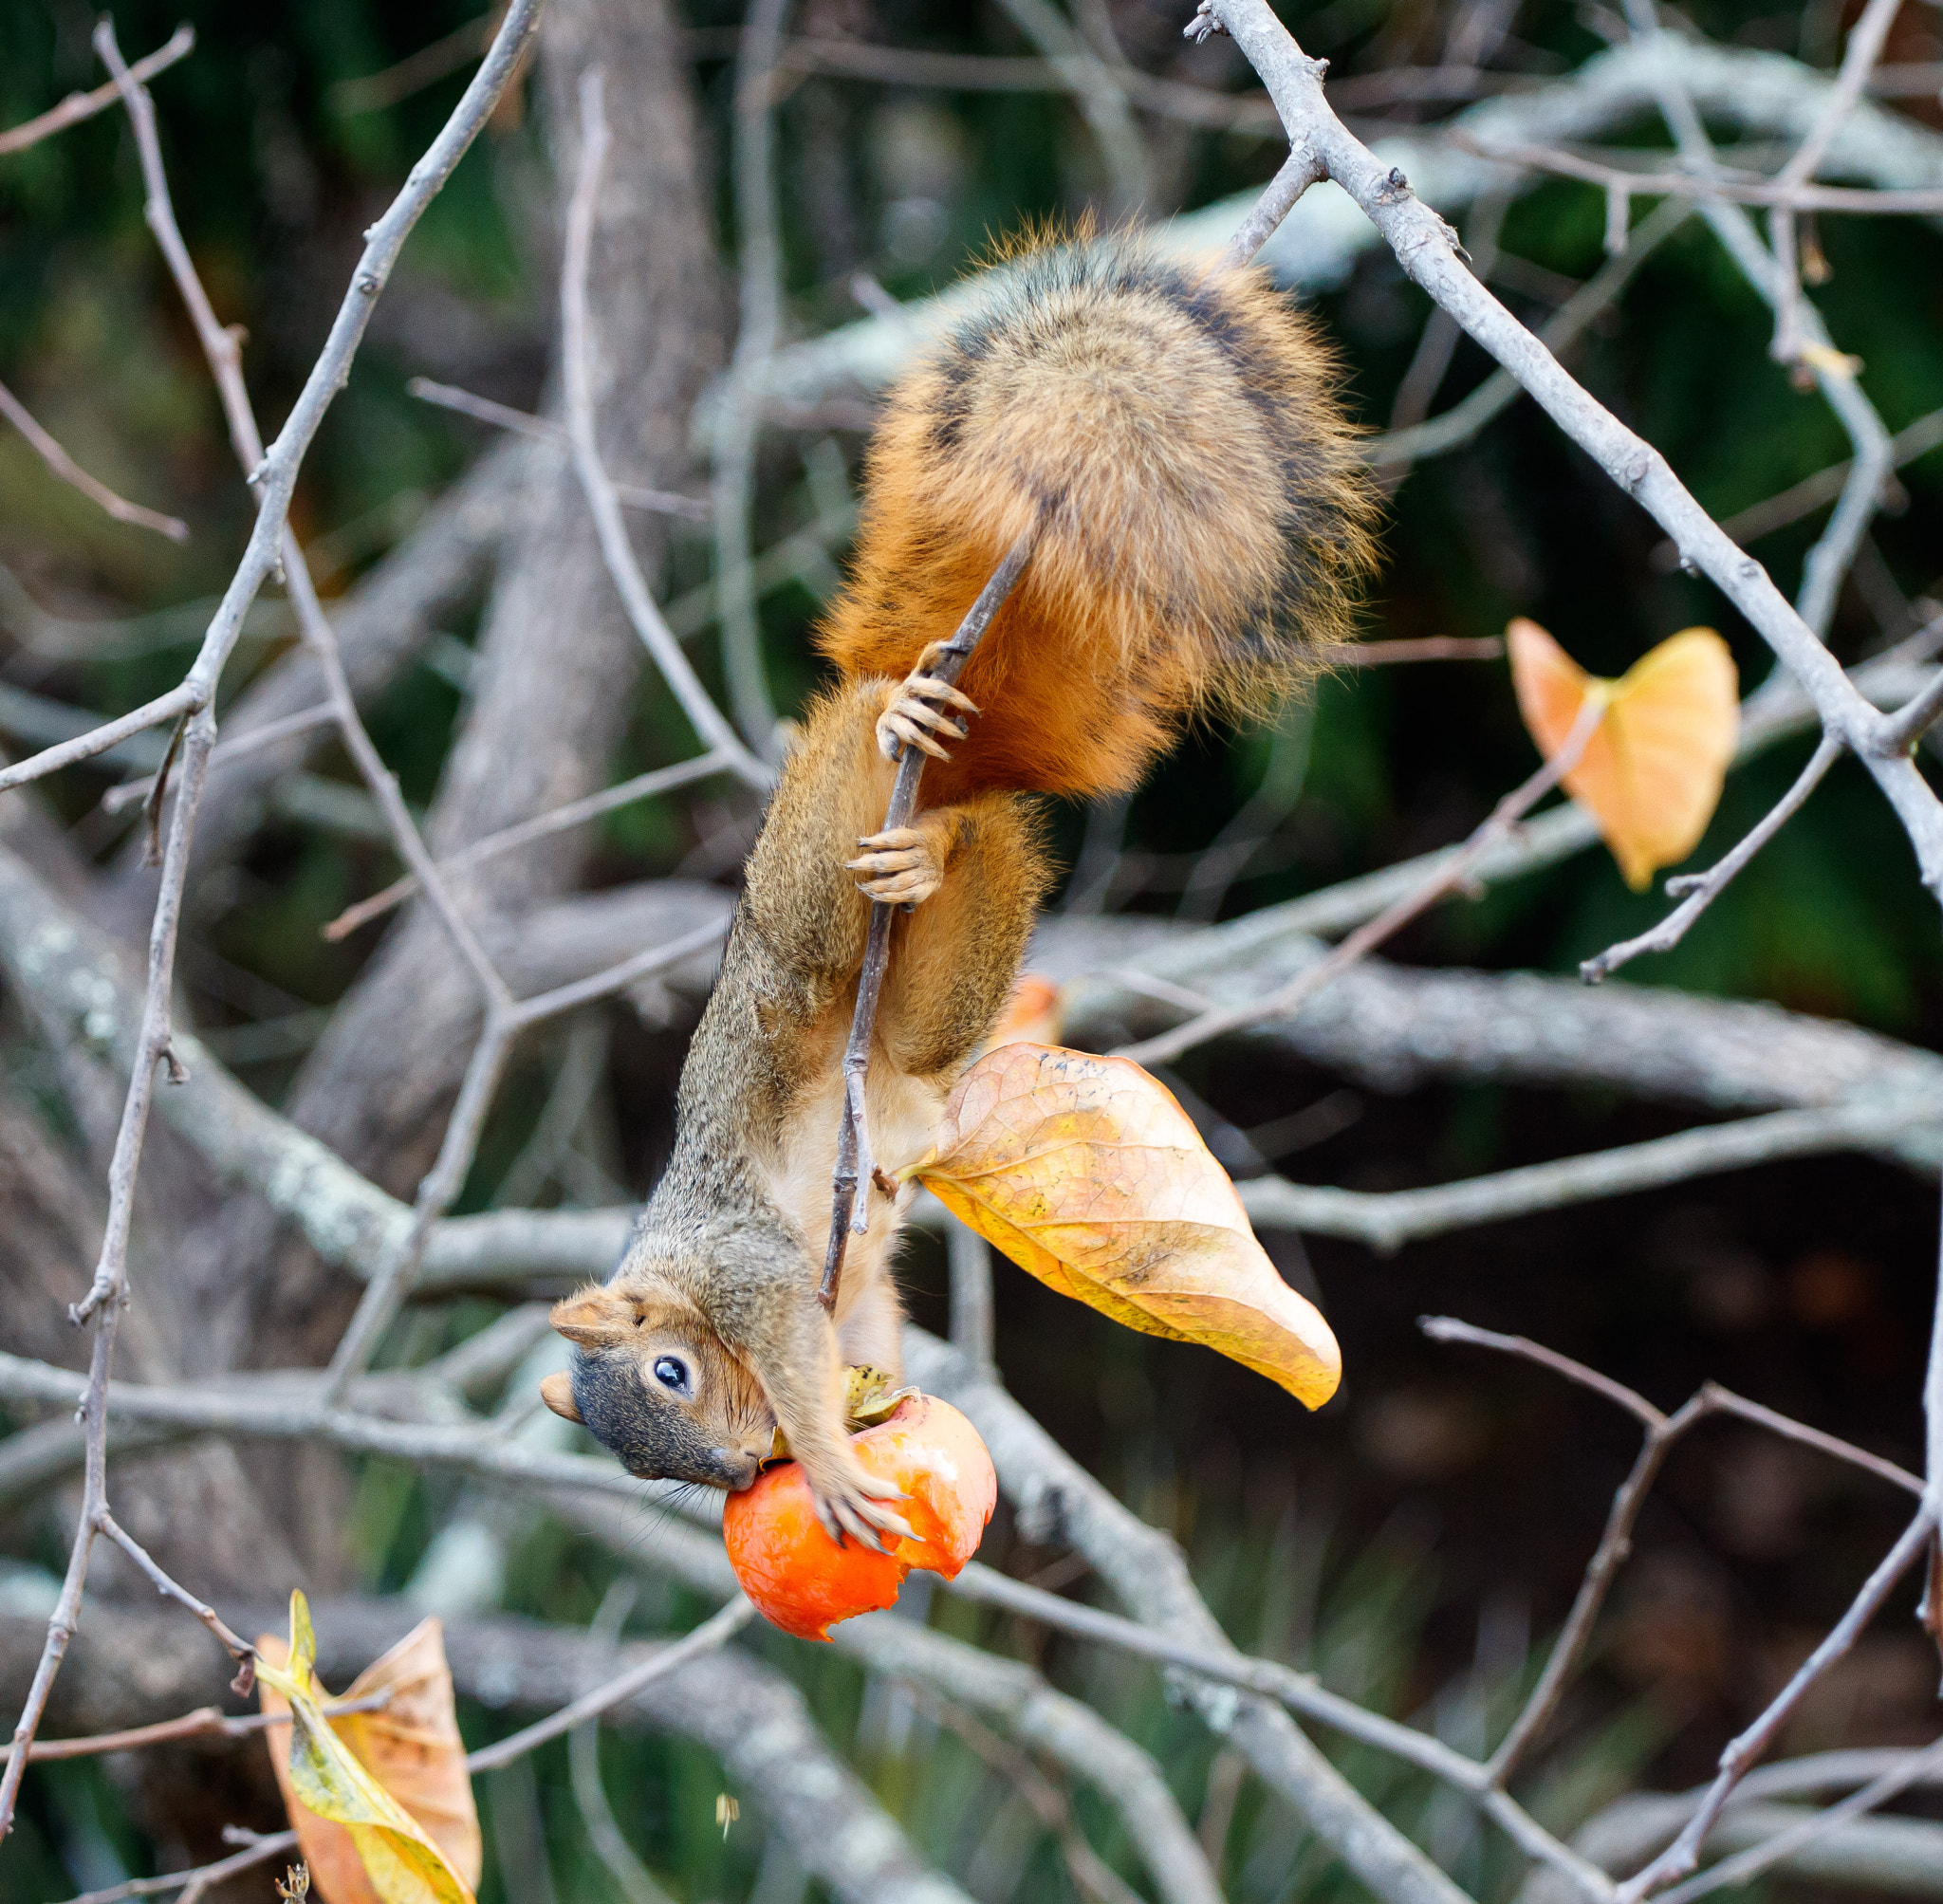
[568,1347,761,1490]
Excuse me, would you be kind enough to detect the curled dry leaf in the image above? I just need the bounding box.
[905,1044,1341,1407]
[256,1592,480,1904]
[1508,618,1738,891]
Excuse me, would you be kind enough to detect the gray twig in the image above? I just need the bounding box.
[1581,734,1842,982]
[0,378,188,542]
[562,70,771,791]
[1118,689,1606,1066]
[712,0,792,757]
[821,527,1037,1310]
[0,24,194,156]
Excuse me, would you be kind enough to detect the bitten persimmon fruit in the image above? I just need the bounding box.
[723,1393,996,1640]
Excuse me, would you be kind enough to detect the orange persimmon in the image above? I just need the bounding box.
[723,1393,996,1640]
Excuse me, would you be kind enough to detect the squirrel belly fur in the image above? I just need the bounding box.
[542,231,1380,1547]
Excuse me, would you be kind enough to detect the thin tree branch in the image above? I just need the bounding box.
[404,378,708,517]
[1118,691,1606,1066]
[1767,0,1907,364]
[712,0,792,756]
[1445,131,1943,212]
[1420,1316,1929,1801]
[1581,734,1842,982]
[0,379,188,542]
[1704,402,1943,550]
[1617,1507,1939,1901]
[821,527,1038,1310]
[1370,195,1693,470]
[0,4,545,1826]
[1195,0,1943,896]
[465,1597,755,1771]
[59,1831,298,1904]
[319,751,734,941]
[0,1691,387,1765]
[0,25,194,156]
[1652,1734,1943,1904]
[561,69,770,791]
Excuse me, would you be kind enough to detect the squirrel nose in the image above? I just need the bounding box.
[715,1449,759,1490]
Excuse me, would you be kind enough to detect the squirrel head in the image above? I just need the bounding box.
[541,1281,772,1491]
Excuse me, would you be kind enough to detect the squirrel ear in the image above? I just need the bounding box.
[538,1370,583,1423]
[549,1285,635,1349]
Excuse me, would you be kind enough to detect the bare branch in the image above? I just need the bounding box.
[1422,1316,1929,1804]
[1581,735,1841,983]
[466,1597,755,1771]
[0,379,188,542]
[320,751,734,940]
[1619,1507,1939,1901]
[1706,403,1943,550]
[712,0,792,755]
[1446,130,1943,213]
[405,378,708,517]
[0,2,544,1823]
[1118,691,1607,1066]
[562,70,771,790]
[0,25,194,156]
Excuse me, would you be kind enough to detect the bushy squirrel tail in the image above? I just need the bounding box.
[815,228,1381,806]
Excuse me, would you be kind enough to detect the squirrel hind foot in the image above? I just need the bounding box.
[874,670,979,764]
[845,825,944,905]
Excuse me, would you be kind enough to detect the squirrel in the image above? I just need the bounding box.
[538,230,1379,1547]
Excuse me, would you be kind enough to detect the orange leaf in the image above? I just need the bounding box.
[1508,619,1738,890]
[981,971,1064,1052]
[906,1044,1341,1407]
[258,1616,481,1904]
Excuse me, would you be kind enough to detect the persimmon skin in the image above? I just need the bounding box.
[724,1394,997,1640]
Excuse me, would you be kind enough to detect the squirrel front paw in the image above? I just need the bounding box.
[875,656,979,765]
[845,826,944,906]
[806,1452,914,1553]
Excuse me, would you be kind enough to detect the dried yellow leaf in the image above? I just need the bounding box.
[907,1044,1341,1407]
[257,1592,479,1904]
[1508,618,1738,891]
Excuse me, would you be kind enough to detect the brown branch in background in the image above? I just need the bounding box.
[0,378,188,543]
[61,1830,300,1904]
[0,25,194,156]
[1688,401,1943,554]
[820,526,1038,1312]
[0,1690,389,1765]
[1325,637,1507,664]
[328,14,498,117]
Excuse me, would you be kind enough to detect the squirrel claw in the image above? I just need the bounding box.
[846,826,943,906]
[814,1471,915,1552]
[876,669,979,763]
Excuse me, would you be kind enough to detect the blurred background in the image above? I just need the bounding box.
[2,0,1941,1897]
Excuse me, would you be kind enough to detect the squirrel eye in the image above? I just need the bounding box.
[651,1355,691,1395]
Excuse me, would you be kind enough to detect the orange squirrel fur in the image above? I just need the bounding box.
[819,229,1379,805]
[543,230,1379,1552]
